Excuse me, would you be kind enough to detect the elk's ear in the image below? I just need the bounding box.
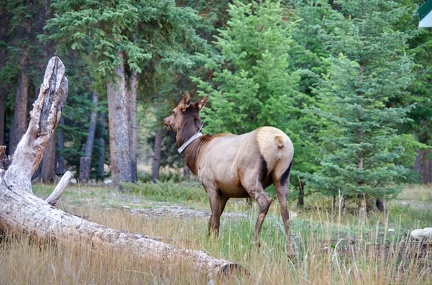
[198,95,209,111]
[179,92,191,112]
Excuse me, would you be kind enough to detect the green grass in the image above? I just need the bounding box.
[122,180,208,204]
[1,183,431,284]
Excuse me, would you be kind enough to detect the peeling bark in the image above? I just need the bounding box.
[0,57,242,276]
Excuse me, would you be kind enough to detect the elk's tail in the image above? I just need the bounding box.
[275,135,285,148]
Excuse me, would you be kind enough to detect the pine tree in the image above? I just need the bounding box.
[308,0,415,214]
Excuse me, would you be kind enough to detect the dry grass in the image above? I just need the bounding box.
[0,184,431,284]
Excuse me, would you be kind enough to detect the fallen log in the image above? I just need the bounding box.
[0,56,242,276]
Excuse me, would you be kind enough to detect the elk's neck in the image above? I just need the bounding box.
[176,119,202,148]
[177,130,199,148]
[176,119,207,174]
[177,131,203,154]
[182,136,209,175]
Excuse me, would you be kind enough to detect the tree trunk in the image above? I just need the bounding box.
[297,180,305,208]
[0,6,8,146]
[127,71,138,182]
[332,194,346,221]
[80,92,98,184]
[0,57,241,275]
[0,84,5,146]
[358,194,366,225]
[40,134,56,182]
[107,53,134,187]
[152,126,163,182]
[376,198,386,212]
[96,112,106,182]
[55,117,65,175]
[9,48,29,155]
[85,92,98,159]
[79,157,91,183]
[414,149,432,184]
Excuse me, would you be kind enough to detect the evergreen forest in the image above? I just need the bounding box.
[1,0,432,213]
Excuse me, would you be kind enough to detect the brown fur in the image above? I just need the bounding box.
[164,93,295,257]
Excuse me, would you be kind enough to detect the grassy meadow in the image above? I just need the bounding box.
[0,181,431,284]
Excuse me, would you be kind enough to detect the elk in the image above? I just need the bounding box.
[164,92,295,257]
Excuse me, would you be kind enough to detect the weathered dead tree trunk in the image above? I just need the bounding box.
[0,57,241,276]
[4,57,67,193]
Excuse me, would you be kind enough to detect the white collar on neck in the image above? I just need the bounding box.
[178,132,203,153]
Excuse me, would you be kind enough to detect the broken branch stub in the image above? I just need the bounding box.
[45,170,74,206]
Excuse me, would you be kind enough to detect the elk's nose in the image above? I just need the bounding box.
[163,117,173,130]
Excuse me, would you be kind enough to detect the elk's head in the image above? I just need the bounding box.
[164,92,209,145]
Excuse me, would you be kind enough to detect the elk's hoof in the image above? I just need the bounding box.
[286,252,296,260]
[286,248,296,259]
[253,240,261,248]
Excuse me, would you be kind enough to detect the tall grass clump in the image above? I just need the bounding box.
[0,230,214,285]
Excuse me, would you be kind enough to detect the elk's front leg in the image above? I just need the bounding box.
[205,187,229,236]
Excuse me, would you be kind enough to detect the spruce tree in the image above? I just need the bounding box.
[288,0,338,205]
[308,0,415,214]
[195,0,300,135]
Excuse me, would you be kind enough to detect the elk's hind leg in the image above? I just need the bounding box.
[274,167,295,258]
[253,191,273,248]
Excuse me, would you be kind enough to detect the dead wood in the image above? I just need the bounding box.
[3,56,67,193]
[45,170,73,206]
[0,57,243,276]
